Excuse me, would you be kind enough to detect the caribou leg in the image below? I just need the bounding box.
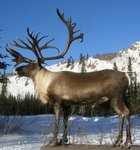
[124,107,132,148]
[111,100,124,147]
[48,102,61,146]
[111,96,132,148]
[59,105,72,145]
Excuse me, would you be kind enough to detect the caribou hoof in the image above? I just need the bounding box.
[113,139,123,147]
[59,138,68,145]
[124,141,133,149]
[47,139,60,147]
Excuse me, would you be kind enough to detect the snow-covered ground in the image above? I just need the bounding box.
[0,115,139,150]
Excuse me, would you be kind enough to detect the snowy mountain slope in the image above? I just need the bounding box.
[2,41,140,97]
[6,76,34,97]
[48,41,140,76]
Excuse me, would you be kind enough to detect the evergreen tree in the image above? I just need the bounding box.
[79,53,86,73]
[126,57,140,114]
[81,58,86,73]
[0,31,9,96]
[127,57,133,98]
[79,53,84,64]
[79,54,87,115]
[66,56,72,68]
[70,58,75,69]
[127,57,133,84]
[113,62,118,70]
[86,54,89,60]
[66,56,75,69]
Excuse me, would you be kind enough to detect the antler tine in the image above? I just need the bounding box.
[27,28,43,44]
[12,30,35,51]
[26,28,59,62]
[25,28,45,64]
[5,44,31,67]
[35,32,41,40]
[13,38,32,50]
[37,35,48,43]
[41,9,84,61]
[27,28,35,39]
[40,38,60,53]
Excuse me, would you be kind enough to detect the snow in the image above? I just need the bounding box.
[6,76,35,97]
[0,115,139,150]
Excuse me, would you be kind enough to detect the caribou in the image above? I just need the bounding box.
[5,9,132,148]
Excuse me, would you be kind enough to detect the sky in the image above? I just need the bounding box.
[1,0,140,73]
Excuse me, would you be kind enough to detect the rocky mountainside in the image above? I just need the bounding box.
[2,42,140,97]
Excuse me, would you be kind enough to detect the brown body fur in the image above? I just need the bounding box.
[49,69,128,103]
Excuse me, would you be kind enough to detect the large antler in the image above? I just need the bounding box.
[6,9,84,66]
[41,9,84,61]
